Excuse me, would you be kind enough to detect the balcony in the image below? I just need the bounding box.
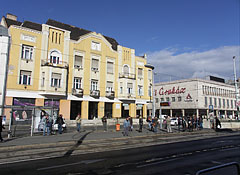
[90,90,100,98]
[72,88,84,97]
[119,73,136,80]
[106,91,115,99]
[41,60,68,69]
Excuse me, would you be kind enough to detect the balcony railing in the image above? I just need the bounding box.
[41,60,68,68]
[106,91,115,99]
[119,73,136,80]
[72,88,83,97]
[90,90,100,98]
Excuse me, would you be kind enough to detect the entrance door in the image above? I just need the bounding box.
[70,101,81,120]
[105,103,113,118]
[121,104,129,118]
[89,102,98,120]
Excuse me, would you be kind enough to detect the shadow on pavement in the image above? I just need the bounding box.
[215,128,234,132]
[63,131,93,157]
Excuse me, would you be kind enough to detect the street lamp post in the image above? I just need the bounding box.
[145,64,155,118]
[233,56,239,119]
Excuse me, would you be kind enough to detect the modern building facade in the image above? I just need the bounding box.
[0,13,152,122]
[153,78,238,119]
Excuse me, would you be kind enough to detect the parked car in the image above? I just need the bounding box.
[171,118,178,126]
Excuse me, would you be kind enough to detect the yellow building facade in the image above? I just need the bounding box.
[1,14,153,122]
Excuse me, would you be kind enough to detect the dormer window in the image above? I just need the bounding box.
[91,41,101,51]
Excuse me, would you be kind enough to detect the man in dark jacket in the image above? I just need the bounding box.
[138,116,143,132]
[0,116,5,142]
[56,114,64,134]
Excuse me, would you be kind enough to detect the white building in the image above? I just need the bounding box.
[153,78,238,119]
[0,25,10,115]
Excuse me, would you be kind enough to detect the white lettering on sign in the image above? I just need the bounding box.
[21,34,36,43]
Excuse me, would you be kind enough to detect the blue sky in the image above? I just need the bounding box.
[1,0,239,82]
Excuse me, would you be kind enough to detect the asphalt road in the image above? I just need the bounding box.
[0,134,240,175]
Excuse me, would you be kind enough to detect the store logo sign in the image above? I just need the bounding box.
[184,93,193,102]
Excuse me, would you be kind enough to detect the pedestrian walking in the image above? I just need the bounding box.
[0,116,5,142]
[166,116,172,133]
[138,116,143,132]
[123,117,130,136]
[102,115,107,131]
[76,113,81,132]
[56,114,64,134]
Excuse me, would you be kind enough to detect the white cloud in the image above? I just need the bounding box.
[147,46,240,82]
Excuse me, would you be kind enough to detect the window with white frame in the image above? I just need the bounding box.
[148,86,152,97]
[51,73,61,87]
[107,61,113,74]
[120,82,123,94]
[74,55,83,68]
[138,85,143,96]
[19,70,31,85]
[74,77,82,89]
[166,97,170,102]
[91,41,101,51]
[49,51,61,64]
[138,68,143,78]
[21,45,33,60]
[41,72,45,87]
[106,81,113,92]
[172,97,176,102]
[127,83,133,94]
[223,99,225,108]
[148,69,152,80]
[91,58,99,71]
[91,80,98,91]
[123,65,129,75]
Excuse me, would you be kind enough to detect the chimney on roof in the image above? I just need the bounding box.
[6,13,17,21]
[144,53,147,59]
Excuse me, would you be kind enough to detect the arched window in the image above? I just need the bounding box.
[49,50,62,64]
[123,65,129,75]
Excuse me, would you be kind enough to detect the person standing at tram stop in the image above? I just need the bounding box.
[102,115,107,132]
[43,114,51,136]
[0,116,5,142]
[75,113,81,132]
[166,116,172,133]
[138,116,143,132]
[123,117,130,136]
[56,114,64,134]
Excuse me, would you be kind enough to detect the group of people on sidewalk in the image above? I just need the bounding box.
[42,114,65,136]
[146,115,204,133]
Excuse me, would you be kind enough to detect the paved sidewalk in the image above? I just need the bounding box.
[0,125,220,149]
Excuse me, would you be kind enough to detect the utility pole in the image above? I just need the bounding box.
[233,56,239,119]
[145,64,155,118]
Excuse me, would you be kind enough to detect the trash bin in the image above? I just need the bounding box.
[116,124,120,131]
